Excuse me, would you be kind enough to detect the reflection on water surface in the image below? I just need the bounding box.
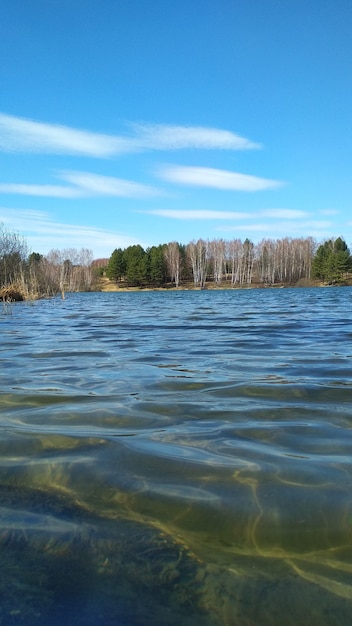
[1,287,352,624]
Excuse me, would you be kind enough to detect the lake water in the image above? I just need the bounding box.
[1,287,352,625]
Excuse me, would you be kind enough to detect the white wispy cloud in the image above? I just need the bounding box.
[0,112,260,156]
[217,223,274,233]
[0,183,84,198]
[260,209,308,219]
[0,208,143,257]
[144,209,250,220]
[217,219,333,238]
[299,220,332,230]
[129,123,261,150]
[320,209,340,215]
[0,171,161,198]
[0,113,126,157]
[157,165,283,191]
[59,171,161,198]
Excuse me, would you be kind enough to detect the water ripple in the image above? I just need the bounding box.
[1,288,352,624]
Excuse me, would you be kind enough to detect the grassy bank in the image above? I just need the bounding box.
[95,276,352,293]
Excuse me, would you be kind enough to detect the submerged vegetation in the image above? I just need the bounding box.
[1,222,352,300]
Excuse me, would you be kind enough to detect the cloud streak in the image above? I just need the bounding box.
[217,220,333,237]
[0,171,161,198]
[145,209,250,220]
[320,209,340,216]
[0,113,125,157]
[158,165,283,191]
[0,113,260,157]
[0,208,143,256]
[0,183,84,198]
[260,209,308,219]
[129,122,261,151]
[59,171,160,198]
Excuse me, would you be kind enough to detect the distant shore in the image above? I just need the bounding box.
[2,277,351,303]
[94,276,352,293]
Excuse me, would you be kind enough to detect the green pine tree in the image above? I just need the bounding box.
[312,238,352,282]
[106,248,126,282]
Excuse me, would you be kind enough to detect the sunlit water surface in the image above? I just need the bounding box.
[1,287,352,625]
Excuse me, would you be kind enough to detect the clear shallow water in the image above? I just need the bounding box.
[1,287,352,625]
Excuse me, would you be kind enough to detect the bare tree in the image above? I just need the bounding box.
[186,239,208,287]
[42,247,94,295]
[164,242,181,287]
[0,223,29,286]
[208,239,226,284]
[227,239,242,285]
[255,237,315,285]
[243,239,254,284]
[256,239,276,284]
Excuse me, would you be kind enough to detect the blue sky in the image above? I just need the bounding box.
[1,0,351,259]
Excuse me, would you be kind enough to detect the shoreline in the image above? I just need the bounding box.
[94,277,352,293]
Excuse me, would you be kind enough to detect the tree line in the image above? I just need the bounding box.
[106,236,352,288]
[1,221,351,301]
[311,237,352,282]
[0,224,94,300]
